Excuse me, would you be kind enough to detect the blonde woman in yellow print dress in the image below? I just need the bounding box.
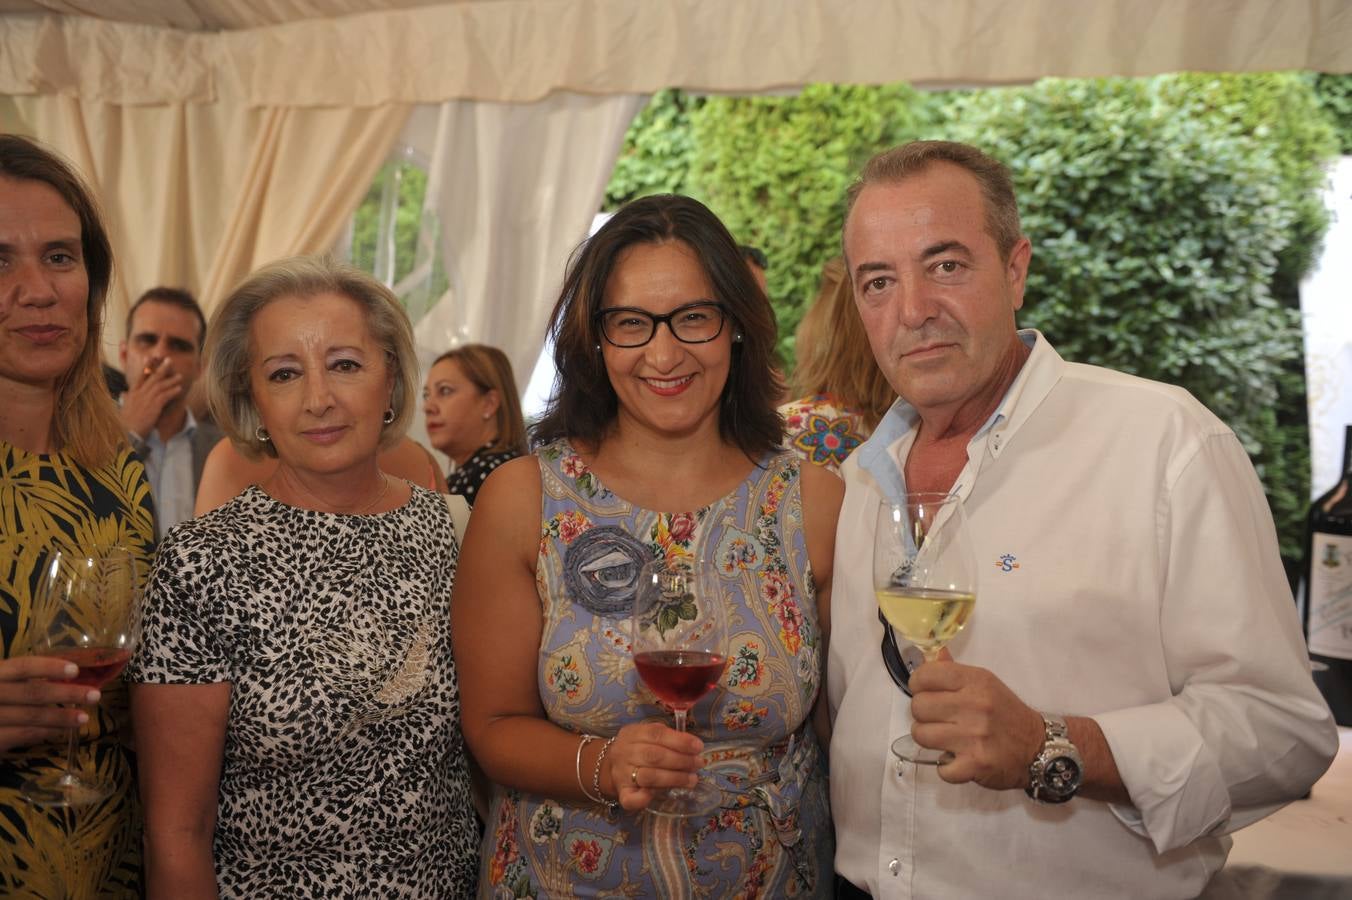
[0,134,155,897]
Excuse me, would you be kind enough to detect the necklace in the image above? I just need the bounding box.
[269,472,391,515]
[354,474,392,514]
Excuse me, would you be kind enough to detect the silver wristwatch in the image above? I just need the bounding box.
[1026,713,1083,805]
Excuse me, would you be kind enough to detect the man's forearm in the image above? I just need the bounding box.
[1067,715,1130,805]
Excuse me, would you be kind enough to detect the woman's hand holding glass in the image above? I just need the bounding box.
[0,542,102,753]
[0,656,100,752]
[19,546,141,807]
[873,493,977,767]
[629,557,728,816]
[600,721,705,813]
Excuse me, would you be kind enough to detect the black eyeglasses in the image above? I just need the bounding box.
[879,610,925,696]
[596,301,728,349]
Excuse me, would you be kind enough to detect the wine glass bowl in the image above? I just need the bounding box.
[874,493,977,767]
[20,546,141,807]
[630,556,727,817]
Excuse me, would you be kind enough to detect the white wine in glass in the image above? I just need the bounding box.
[20,546,141,808]
[874,493,977,766]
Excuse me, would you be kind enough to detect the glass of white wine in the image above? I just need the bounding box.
[874,492,977,767]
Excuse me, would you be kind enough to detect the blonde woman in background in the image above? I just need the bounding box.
[129,256,478,898]
[779,256,895,472]
[422,343,527,507]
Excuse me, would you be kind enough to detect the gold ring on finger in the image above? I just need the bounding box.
[630,767,640,788]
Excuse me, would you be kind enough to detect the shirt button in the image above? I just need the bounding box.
[889,858,901,876]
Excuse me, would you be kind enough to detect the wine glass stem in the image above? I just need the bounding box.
[61,721,80,781]
[673,708,689,734]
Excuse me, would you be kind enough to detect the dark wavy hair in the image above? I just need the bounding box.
[531,194,782,458]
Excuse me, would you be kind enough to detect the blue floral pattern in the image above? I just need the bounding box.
[480,439,832,898]
[779,393,872,473]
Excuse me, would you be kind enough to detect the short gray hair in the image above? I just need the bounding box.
[203,255,419,459]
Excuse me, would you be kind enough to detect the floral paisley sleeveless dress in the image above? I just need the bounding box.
[480,439,832,899]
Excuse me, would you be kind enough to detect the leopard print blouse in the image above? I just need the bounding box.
[129,484,478,897]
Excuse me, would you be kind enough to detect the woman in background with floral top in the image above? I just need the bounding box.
[779,256,895,473]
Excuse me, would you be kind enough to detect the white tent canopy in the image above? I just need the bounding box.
[4,0,1351,104]
[2,0,1350,392]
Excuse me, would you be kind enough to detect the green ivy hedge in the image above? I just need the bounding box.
[603,74,1341,560]
[939,77,1314,558]
[1315,73,1352,153]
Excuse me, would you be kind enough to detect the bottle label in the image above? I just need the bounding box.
[1309,531,1352,660]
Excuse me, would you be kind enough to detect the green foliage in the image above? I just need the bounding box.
[605,90,704,208]
[1314,73,1352,153]
[691,84,940,362]
[349,159,447,307]
[1156,72,1337,299]
[600,75,1340,559]
[1149,73,1337,560]
[606,85,939,363]
[939,77,1310,556]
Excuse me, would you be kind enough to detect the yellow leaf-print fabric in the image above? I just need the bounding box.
[1,440,155,899]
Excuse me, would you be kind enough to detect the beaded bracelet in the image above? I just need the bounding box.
[590,735,620,812]
[575,734,601,803]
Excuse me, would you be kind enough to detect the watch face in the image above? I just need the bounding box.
[1044,755,1082,794]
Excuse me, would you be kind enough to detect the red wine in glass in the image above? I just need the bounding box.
[20,547,142,808]
[52,647,134,689]
[631,557,727,817]
[633,650,727,709]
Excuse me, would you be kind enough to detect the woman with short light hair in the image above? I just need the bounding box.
[129,255,479,898]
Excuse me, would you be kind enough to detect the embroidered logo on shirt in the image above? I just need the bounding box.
[995,553,1020,572]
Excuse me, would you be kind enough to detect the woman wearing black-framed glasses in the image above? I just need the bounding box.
[452,194,843,897]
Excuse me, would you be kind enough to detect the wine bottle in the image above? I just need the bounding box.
[1305,424,1352,725]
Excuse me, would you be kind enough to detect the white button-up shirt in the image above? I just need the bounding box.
[133,410,198,541]
[828,331,1337,899]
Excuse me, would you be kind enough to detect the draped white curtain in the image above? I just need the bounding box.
[0,94,409,343]
[408,91,646,393]
[1302,157,1352,496]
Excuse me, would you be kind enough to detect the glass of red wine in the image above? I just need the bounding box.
[20,546,141,808]
[631,556,727,817]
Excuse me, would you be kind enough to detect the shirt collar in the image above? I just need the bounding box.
[857,329,1062,503]
[143,408,199,448]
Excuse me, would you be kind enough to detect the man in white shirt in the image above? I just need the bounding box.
[118,287,221,540]
[828,140,1337,899]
